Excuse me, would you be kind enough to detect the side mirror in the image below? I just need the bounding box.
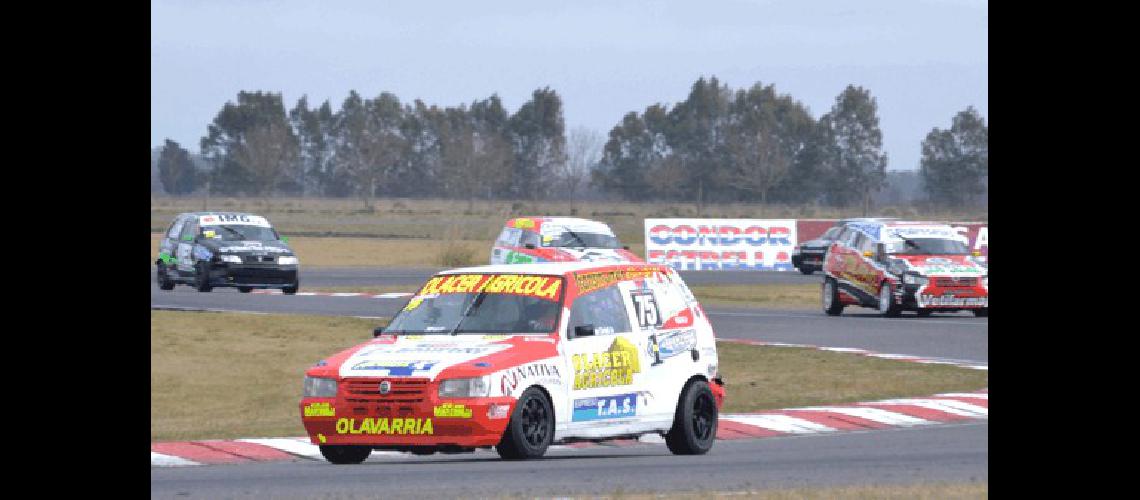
[572,325,595,339]
[862,250,874,258]
[524,243,536,250]
[373,326,384,338]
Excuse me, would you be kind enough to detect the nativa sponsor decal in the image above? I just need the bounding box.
[335,417,433,435]
[500,362,562,395]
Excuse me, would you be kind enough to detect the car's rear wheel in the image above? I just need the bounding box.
[665,379,717,455]
[878,281,901,317]
[195,262,212,292]
[822,278,844,316]
[496,387,553,460]
[917,309,933,317]
[282,281,299,295]
[799,266,815,275]
[319,445,371,464]
[973,308,988,317]
[238,287,253,293]
[157,263,175,291]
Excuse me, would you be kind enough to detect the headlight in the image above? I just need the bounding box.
[219,255,243,264]
[303,376,337,397]
[903,273,928,286]
[278,256,299,265]
[438,376,491,398]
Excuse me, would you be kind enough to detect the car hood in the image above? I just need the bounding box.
[201,239,293,255]
[893,255,985,276]
[337,334,556,380]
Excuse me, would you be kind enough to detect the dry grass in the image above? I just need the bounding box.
[716,342,987,413]
[151,311,985,441]
[595,482,987,499]
[151,196,988,249]
[689,284,819,309]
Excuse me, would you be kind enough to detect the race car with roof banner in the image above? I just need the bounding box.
[490,217,642,264]
[820,220,988,317]
[300,262,724,463]
[155,212,299,293]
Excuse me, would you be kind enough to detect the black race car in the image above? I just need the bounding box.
[155,212,300,293]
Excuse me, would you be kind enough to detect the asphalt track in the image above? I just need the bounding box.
[150,266,988,495]
[151,422,987,498]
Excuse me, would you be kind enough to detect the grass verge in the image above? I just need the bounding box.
[152,311,985,441]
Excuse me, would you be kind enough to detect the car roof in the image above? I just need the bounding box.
[178,211,266,219]
[440,262,666,277]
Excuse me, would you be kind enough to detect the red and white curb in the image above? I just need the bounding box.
[252,290,414,299]
[717,338,988,371]
[151,390,986,467]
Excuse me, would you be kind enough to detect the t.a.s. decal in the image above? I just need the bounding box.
[572,393,637,421]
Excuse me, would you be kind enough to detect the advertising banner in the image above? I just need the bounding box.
[644,219,797,271]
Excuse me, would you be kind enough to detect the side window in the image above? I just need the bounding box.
[167,218,185,239]
[519,230,540,248]
[857,234,876,253]
[496,228,521,247]
[568,286,632,337]
[180,220,198,241]
[837,228,854,246]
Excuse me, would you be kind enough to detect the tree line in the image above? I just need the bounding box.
[156,77,987,209]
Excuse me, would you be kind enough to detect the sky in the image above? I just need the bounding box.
[151,0,986,171]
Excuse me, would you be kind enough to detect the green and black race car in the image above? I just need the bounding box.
[155,212,300,293]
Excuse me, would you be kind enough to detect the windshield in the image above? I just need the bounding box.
[886,238,970,255]
[201,225,279,242]
[385,274,564,335]
[543,231,622,249]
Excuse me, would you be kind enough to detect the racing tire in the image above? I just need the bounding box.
[878,281,902,318]
[495,387,554,460]
[665,379,718,455]
[917,309,934,317]
[318,445,371,465]
[194,262,212,293]
[972,308,988,317]
[282,282,299,295]
[822,278,844,316]
[238,287,253,293]
[157,264,175,291]
[799,267,816,275]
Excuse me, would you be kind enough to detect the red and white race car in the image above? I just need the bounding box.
[300,262,724,463]
[821,221,988,317]
[490,217,642,265]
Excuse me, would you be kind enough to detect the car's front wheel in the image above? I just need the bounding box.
[665,379,717,455]
[822,278,844,316]
[195,262,212,292]
[319,445,371,464]
[282,281,299,295]
[878,281,901,317]
[157,263,175,291]
[496,387,553,460]
[238,287,253,293]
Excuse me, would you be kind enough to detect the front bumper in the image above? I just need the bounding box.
[901,280,988,310]
[792,248,826,268]
[204,263,298,287]
[300,388,515,447]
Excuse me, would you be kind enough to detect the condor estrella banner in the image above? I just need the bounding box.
[644,219,797,271]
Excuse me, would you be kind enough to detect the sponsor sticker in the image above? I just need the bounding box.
[574,268,659,295]
[918,295,988,307]
[350,360,438,376]
[499,362,562,395]
[199,214,271,227]
[572,393,637,422]
[433,403,473,419]
[572,337,641,390]
[417,274,562,301]
[303,402,335,417]
[335,418,433,435]
[649,329,697,361]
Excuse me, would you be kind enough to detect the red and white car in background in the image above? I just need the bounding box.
[821,221,988,317]
[490,217,642,265]
[300,262,724,463]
